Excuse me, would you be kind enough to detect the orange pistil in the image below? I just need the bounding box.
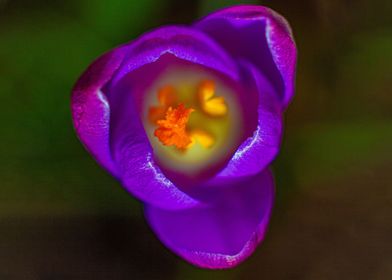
[154,104,194,149]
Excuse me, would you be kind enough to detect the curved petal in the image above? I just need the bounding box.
[205,61,282,186]
[110,25,240,86]
[145,169,275,269]
[71,45,130,176]
[195,5,297,108]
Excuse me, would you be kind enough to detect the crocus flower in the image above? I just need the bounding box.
[71,5,296,269]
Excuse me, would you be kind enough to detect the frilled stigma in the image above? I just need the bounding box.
[154,103,194,149]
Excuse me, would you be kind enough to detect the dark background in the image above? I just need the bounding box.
[0,0,391,279]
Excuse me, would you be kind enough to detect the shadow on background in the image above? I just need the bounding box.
[0,0,391,279]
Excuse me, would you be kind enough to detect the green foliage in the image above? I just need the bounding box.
[282,122,392,188]
[0,3,144,217]
[199,0,258,16]
[79,0,168,41]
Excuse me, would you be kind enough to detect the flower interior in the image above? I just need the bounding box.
[143,65,243,178]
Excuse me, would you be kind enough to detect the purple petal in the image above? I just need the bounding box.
[195,5,297,108]
[110,25,240,86]
[205,61,282,186]
[145,169,275,269]
[71,45,130,176]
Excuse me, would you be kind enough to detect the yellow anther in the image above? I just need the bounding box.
[197,80,228,117]
[189,129,215,149]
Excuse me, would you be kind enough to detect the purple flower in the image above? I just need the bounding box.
[71,5,296,269]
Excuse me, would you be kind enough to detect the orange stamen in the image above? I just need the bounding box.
[154,104,194,149]
[158,85,177,105]
[149,85,178,124]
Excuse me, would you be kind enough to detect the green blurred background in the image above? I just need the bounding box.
[0,0,391,279]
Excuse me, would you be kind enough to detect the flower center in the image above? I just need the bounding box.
[149,80,228,152]
[142,65,243,177]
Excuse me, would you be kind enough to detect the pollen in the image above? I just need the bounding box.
[154,103,194,149]
[197,80,228,117]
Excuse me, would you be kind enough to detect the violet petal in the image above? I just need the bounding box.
[110,25,240,87]
[145,169,274,269]
[195,5,297,108]
[71,45,130,177]
[207,60,283,185]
